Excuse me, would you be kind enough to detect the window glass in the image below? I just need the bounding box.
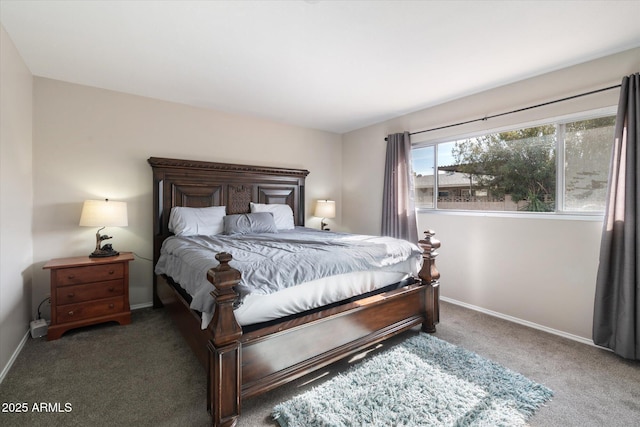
[412,112,614,214]
[442,126,556,212]
[413,146,435,208]
[563,117,615,211]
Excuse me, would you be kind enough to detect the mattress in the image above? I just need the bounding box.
[155,227,422,327]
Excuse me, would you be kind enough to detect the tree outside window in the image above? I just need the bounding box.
[452,126,556,212]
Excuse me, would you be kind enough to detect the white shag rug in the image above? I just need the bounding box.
[272,333,553,427]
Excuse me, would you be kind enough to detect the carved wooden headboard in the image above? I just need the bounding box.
[148,156,310,263]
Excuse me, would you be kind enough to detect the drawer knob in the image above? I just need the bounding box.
[108,287,115,292]
[68,311,74,316]
[67,293,75,298]
[109,304,114,309]
[67,275,75,280]
[108,270,115,275]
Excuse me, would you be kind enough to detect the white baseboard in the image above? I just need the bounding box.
[131,302,153,311]
[440,296,602,348]
[0,329,30,385]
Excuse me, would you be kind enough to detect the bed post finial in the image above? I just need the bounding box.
[418,230,441,333]
[207,252,242,427]
[418,230,440,284]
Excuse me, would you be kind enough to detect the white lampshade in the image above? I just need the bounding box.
[79,199,128,227]
[314,200,336,219]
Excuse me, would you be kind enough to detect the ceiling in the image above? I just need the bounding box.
[2,1,639,134]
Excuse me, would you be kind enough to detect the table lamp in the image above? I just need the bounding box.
[314,200,335,231]
[79,199,128,257]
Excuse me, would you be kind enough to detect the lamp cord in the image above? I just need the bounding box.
[133,252,153,262]
[36,297,50,320]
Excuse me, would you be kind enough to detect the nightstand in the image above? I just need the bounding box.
[43,252,133,340]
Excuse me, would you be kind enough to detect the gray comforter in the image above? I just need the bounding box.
[155,227,421,313]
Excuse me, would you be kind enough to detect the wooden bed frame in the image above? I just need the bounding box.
[148,157,441,427]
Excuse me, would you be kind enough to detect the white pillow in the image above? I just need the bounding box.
[168,206,226,236]
[250,202,295,230]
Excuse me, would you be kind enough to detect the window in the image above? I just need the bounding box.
[412,112,615,214]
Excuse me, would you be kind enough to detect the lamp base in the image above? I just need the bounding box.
[89,249,120,258]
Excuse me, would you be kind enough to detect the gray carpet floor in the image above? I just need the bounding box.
[1,301,638,426]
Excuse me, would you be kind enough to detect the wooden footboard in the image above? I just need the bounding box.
[204,230,441,427]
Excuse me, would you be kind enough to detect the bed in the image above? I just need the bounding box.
[148,157,441,427]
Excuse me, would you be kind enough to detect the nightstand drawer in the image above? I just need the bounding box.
[56,280,124,304]
[55,263,124,286]
[56,297,125,323]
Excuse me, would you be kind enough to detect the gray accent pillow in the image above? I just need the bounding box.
[223,212,279,235]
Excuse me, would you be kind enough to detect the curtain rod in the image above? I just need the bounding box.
[385,83,621,141]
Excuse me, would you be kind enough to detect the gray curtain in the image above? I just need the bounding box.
[381,132,418,242]
[593,73,639,360]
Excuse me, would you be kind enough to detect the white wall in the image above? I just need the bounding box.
[0,26,33,380]
[342,48,640,341]
[31,78,342,317]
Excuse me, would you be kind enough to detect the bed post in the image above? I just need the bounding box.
[206,253,242,427]
[418,230,441,333]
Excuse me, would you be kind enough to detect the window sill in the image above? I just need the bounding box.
[416,208,604,221]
